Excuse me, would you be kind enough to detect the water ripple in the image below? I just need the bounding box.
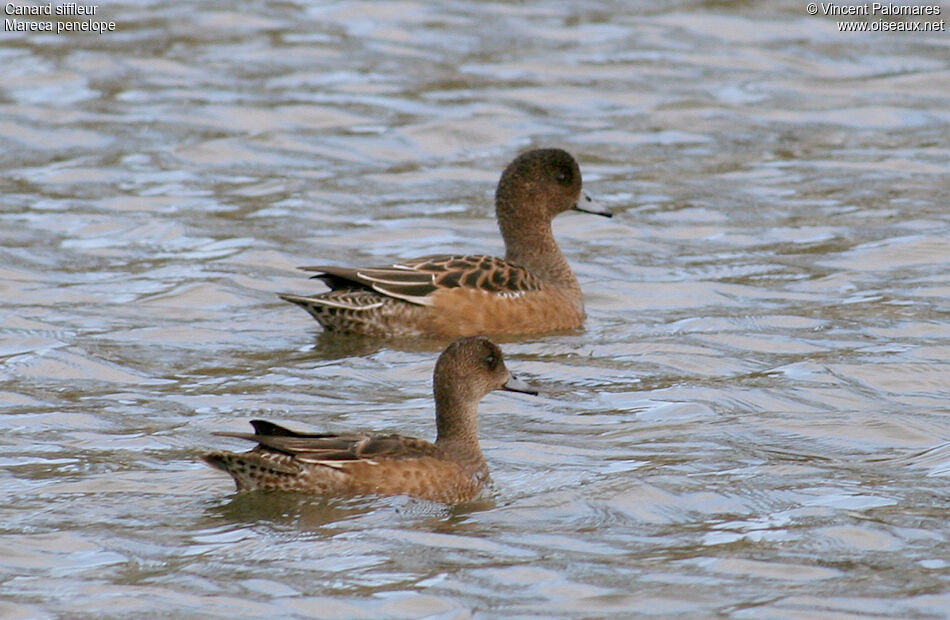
[1,1,948,617]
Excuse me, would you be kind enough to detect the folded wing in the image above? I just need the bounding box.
[214,419,440,467]
[300,254,544,307]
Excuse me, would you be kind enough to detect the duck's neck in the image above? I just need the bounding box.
[498,201,579,291]
[434,394,485,472]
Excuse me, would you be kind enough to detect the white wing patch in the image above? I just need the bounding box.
[316,296,385,310]
[496,290,528,299]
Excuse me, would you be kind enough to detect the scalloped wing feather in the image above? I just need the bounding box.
[299,255,544,307]
[215,421,441,468]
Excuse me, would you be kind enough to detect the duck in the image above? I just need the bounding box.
[203,336,537,503]
[278,148,611,337]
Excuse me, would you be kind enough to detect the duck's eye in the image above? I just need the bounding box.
[555,164,574,184]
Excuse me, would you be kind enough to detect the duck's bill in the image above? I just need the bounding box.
[574,192,612,218]
[502,374,539,395]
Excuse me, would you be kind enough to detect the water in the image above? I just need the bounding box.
[2,1,949,618]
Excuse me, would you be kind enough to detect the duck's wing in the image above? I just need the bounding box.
[298,254,544,307]
[214,420,440,467]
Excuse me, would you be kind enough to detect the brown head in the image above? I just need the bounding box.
[494,149,611,284]
[496,149,580,227]
[433,336,536,445]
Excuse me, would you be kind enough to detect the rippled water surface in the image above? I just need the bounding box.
[2,1,949,618]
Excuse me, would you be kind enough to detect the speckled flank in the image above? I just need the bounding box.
[281,285,584,338]
[203,452,484,502]
[280,293,430,338]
